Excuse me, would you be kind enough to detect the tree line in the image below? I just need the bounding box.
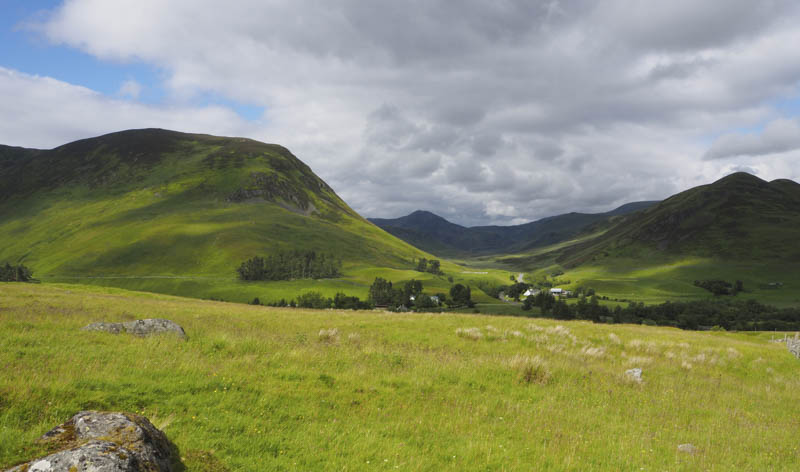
[237,250,341,281]
[694,279,744,296]
[523,292,800,331]
[1,263,33,282]
[254,277,473,312]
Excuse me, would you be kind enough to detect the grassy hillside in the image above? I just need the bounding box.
[368,202,657,257]
[480,173,800,307]
[558,172,800,266]
[0,129,511,301]
[2,283,799,470]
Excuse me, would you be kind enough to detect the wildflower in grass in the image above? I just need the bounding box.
[681,361,693,370]
[456,327,482,341]
[727,347,742,359]
[627,339,644,350]
[347,332,361,343]
[318,328,339,343]
[608,333,621,345]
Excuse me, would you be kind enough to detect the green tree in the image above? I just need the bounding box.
[368,278,396,306]
[448,284,473,308]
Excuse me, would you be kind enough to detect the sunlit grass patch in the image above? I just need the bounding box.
[1,283,799,471]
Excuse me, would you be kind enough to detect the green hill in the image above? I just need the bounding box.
[0,129,509,301]
[496,173,800,306]
[368,202,657,257]
[558,172,800,266]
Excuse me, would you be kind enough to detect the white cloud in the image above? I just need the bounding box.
[0,67,256,149]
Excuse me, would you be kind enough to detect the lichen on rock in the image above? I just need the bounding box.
[4,411,178,472]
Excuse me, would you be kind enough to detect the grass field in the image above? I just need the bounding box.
[522,257,800,307]
[2,283,799,470]
[41,263,512,305]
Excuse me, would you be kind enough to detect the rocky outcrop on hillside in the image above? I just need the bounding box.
[4,411,178,471]
[82,319,186,339]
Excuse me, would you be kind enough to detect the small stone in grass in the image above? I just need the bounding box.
[677,443,698,454]
[624,368,643,383]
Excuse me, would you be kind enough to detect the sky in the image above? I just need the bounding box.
[2,0,800,226]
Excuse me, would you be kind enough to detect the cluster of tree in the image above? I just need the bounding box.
[368,277,450,311]
[448,284,473,308]
[415,258,443,275]
[0,263,33,282]
[258,292,372,310]
[694,279,743,296]
[477,280,505,300]
[250,278,472,312]
[524,292,800,331]
[237,250,341,281]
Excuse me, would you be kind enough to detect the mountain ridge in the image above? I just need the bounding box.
[0,128,434,281]
[368,201,658,256]
[555,172,800,266]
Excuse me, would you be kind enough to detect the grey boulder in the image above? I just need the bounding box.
[83,318,186,339]
[4,411,177,471]
[624,368,643,383]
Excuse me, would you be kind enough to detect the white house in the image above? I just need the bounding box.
[550,288,563,295]
[523,288,540,297]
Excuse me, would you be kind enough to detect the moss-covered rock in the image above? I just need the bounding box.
[4,411,179,472]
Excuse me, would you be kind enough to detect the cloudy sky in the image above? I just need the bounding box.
[2,0,800,225]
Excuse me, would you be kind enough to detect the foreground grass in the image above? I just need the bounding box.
[1,283,799,470]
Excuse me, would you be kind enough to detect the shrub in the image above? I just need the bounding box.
[0,263,33,282]
[297,292,331,309]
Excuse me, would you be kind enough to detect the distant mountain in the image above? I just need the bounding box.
[557,172,800,266]
[0,129,431,280]
[368,201,658,256]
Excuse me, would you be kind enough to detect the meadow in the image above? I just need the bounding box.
[2,283,798,470]
[43,263,512,306]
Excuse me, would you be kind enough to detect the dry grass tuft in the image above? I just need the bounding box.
[623,354,653,365]
[608,333,622,345]
[581,346,606,358]
[510,355,551,385]
[526,323,545,332]
[318,328,340,343]
[456,327,483,341]
[727,347,742,359]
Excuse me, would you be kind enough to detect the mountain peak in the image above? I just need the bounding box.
[712,172,767,188]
